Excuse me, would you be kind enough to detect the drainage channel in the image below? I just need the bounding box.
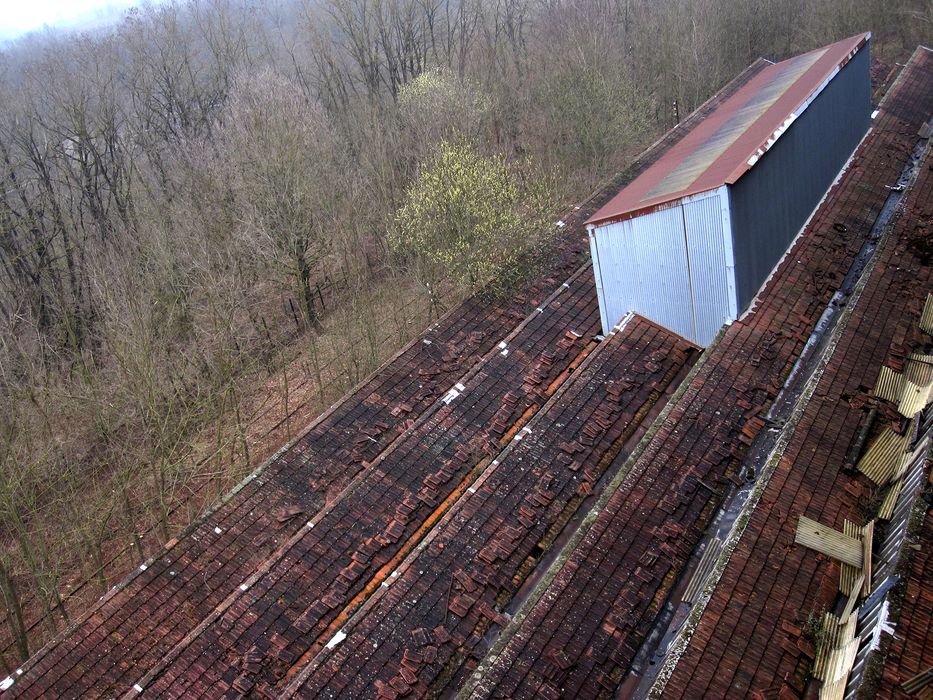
[626,135,931,699]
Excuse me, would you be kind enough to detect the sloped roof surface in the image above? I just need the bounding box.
[3,45,764,700]
[466,45,933,700]
[662,49,933,698]
[5,39,932,700]
[587,32,870,227]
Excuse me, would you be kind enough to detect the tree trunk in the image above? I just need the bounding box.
[296,252,321,331]
[0,559,28,662]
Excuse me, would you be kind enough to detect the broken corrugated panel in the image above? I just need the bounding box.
[813,611,860,700]
[682,538,723,604]
[796,516,863,568]
[813,612,858,683]
[877,480,903,520]
[901,667,933,695]
[878,433,924,521]
[920,294,933,334]
[870,495,932,699]
[840,521,862,597]
[856,427,909,485]
[875,366,906,404]
[871,352,933,417]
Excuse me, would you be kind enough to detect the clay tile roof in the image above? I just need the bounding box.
[4,37,931,700]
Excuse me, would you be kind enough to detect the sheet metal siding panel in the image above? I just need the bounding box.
[592,204,694,340]
[729,42,871,310]
[719,186,739,319]
[589,227,611,336]
[683,191,732,345]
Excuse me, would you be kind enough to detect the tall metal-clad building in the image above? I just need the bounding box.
[587,33,872,345]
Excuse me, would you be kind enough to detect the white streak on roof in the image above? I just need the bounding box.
[325,630,347,649]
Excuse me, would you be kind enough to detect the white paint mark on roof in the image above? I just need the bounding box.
[326,630,347,649]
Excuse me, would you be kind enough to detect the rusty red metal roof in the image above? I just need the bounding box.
[587,32,870,227]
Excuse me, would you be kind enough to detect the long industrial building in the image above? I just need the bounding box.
[1,35,931,700]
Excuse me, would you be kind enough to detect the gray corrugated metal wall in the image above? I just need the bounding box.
[729,43,872,310]
[591,191,734,344]
[683,190,733,344]
[591,204,695,340]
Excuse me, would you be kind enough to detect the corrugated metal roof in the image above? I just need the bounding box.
[588,32,870,227]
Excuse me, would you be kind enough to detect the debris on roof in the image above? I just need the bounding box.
[4,38,932,700]
[649,45,933,700]
[462,43,933,700]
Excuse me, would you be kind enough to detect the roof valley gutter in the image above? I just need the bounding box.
[639,129,931,700]
[456,322,728,700]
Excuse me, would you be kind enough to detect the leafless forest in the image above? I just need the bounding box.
[0,0,927,670]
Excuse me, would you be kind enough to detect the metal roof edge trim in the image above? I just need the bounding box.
[587,186,725,230]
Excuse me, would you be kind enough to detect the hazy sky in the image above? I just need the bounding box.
[0,0,141,41]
